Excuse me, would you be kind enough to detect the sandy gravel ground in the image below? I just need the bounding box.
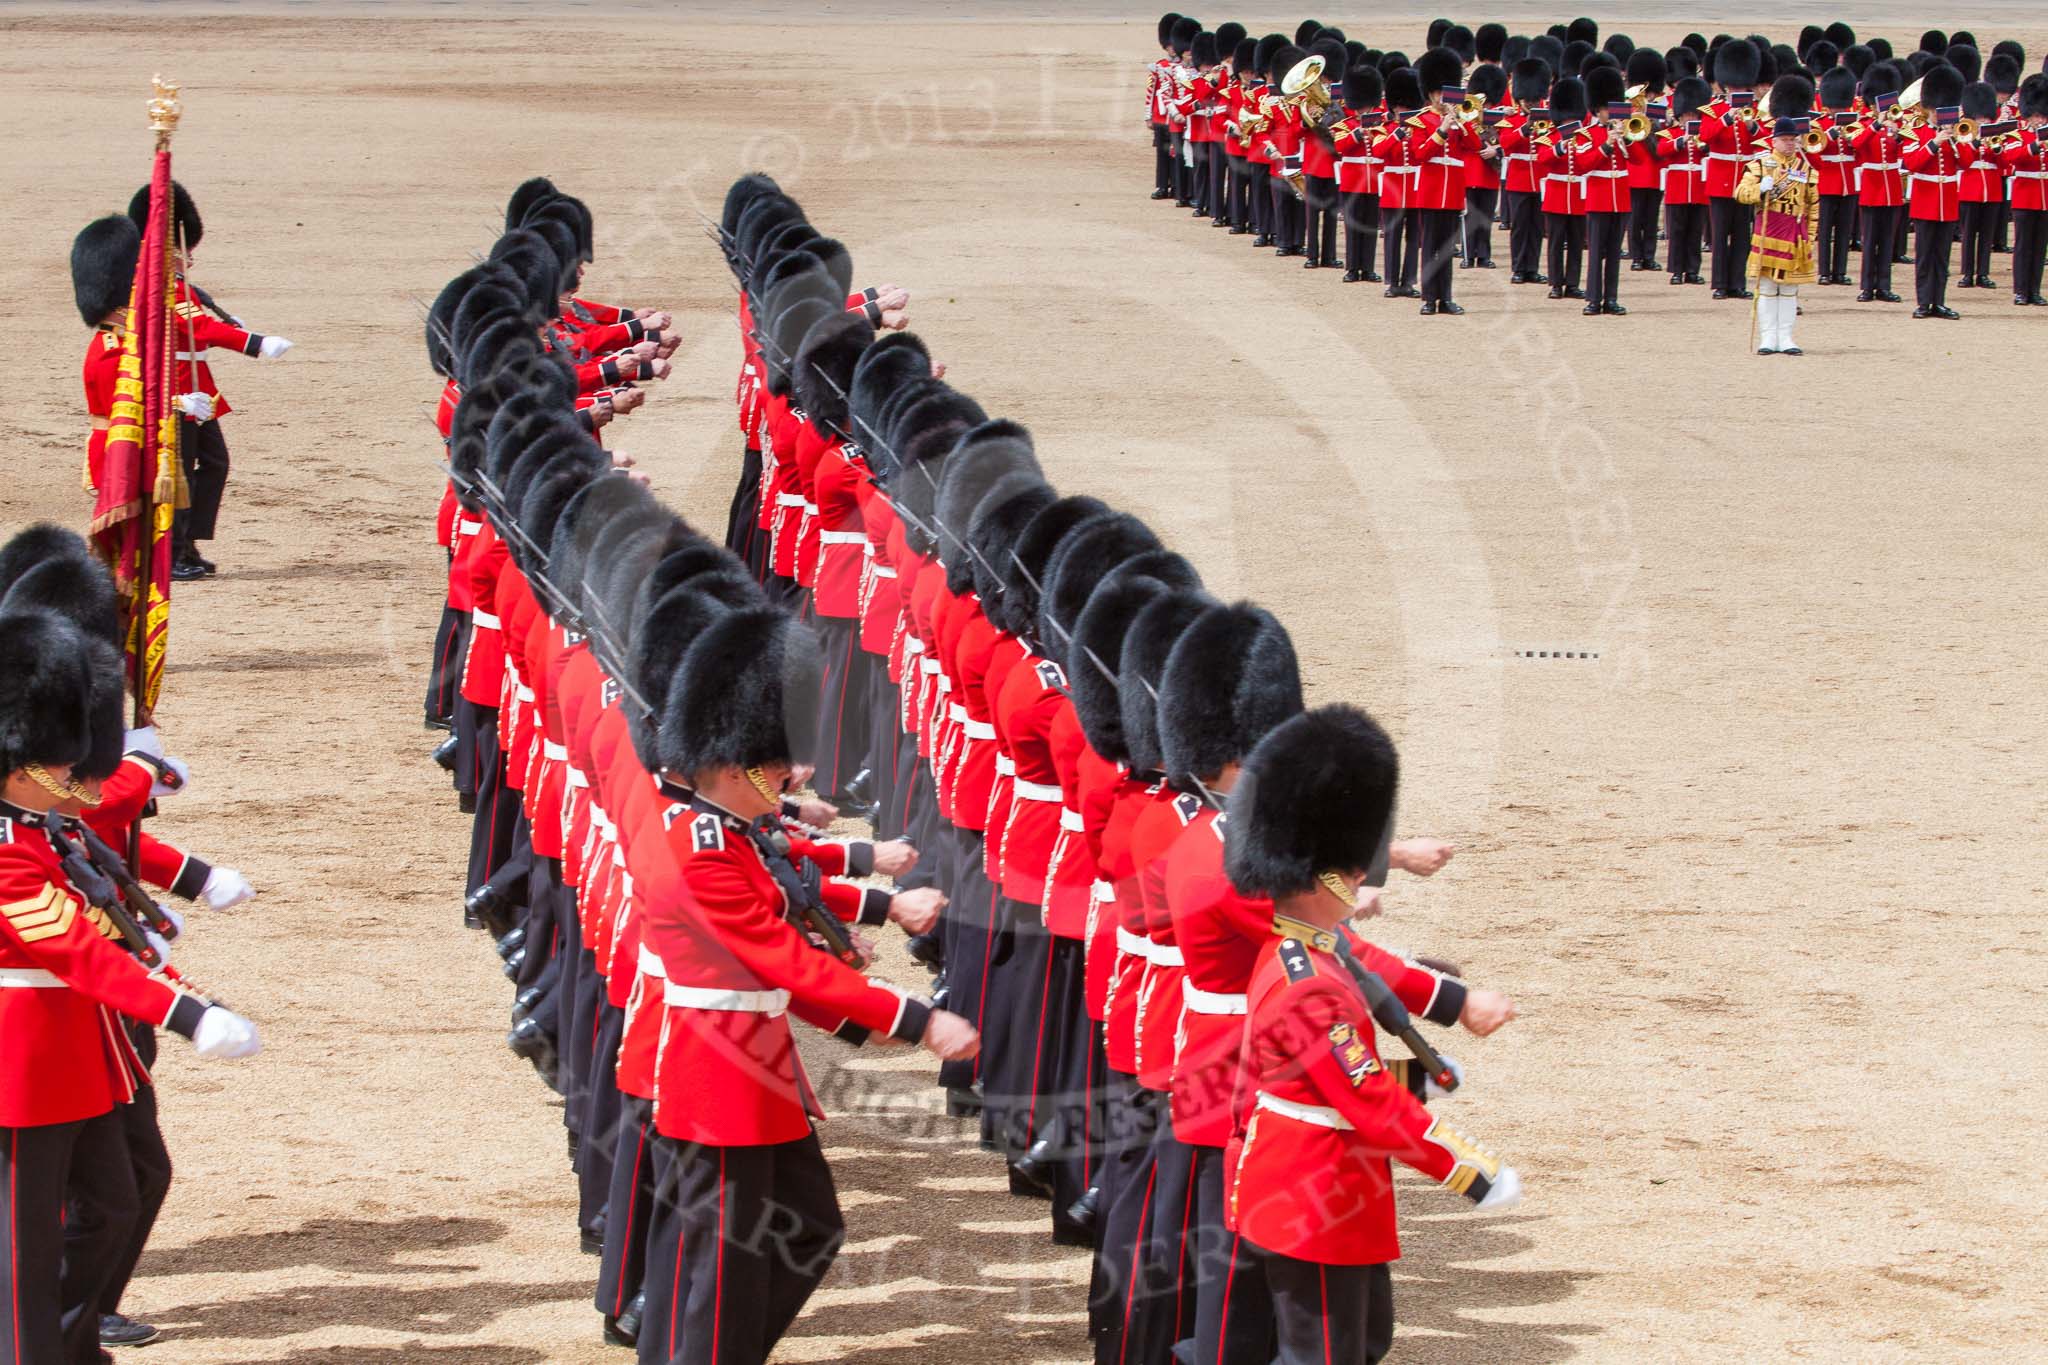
[4,4,2047,1361]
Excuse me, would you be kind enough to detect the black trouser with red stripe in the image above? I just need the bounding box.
[1463,186,1499,266]
[1859,205,1902,293]
[935,834,995,1093]
[466,708,515,894]
[1708,195,1753,293]
[597,1094,656,1330]
[1035,936,1092,1244]
[578,1000,628,1245]
[1817,193,1856,280]
[980,897,1044,1164]
[810,618,872,802]
[1089,1073,1159,1363]
[1260,1244,1394,1365]
[726,445,762,563]
[2014,208,2048,300]
[1189,1146,1276,1365]
[171,415,230,555]
[638,1132,843,1365]
[1381,206,1419,290]
[1417,207,1462,307]
[1627,186,1662,265]
[1340,190,1379,276]
[3,1110,136,1365]
[1153,125,1173,196]
[1133,1114,1200,1365]
[426,602,467,726]
[1958,201,1996,281]
[1226,153,1253,228]
[1270,173,1304,252]
[72,1026,171,1324]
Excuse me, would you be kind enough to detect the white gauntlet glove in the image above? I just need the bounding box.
[1474,1164,1523,1211]
[1758,175,1776,196]
[191,1006,261,1059]
[151,755,190,798]
[124,725,163,759]
[158,902,185,936]
[258,336,294,360]
[174,392,216,421]
[200,866,255,911]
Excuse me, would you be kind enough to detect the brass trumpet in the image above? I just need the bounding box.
[1801,128,1830,153]
[1954,116,1979,142]
[1623,112,1657,142]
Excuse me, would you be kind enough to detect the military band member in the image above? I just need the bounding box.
[1374,67,1425,297]
[1701,40,1767,299]
[1738,84,1825,355]
[1148,14,1184,201]
[70,216,144,507]
[1460,63,1507,271]
[1622,48,1668,270]
[1409,47,1477,314]
[1332,67,1385,282]
[1955,81,2004,291]
[1535,76,1591,299]
[1852,68,1909,303]
[1902,64,1975,318]
[1581,66,1633,315]
[1497,59,1553,283]
[1811,68,1862,285]
[1999,77,2048,306]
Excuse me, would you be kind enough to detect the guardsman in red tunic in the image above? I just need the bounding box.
[1331,68,1386,282]
[1295,41,1344,271]
[1852,70,1909,302]
[1810,70,1863,286]
[1622,49,1669,271]
[1653,78,1714,285]
[1219,35,1257,233]
[0,610,259,1365]
[1223,705,1520,1365]
[1998,79,2048,306]
[1903,65,1976,318]
[1581,68,1636,315]
[1956,81,2005,291]
[1461,63,1508,272]
[1373,69,1426,297]
[1701,41,1769,299]
[1497,60,1552,283]
[69,217,145,510]
[1408,48,1480,316]
[125,182,295,581]
[1258,43,1308,258]
[1148,14,1183,200]
[1239,39,1279,245]
[1536,77,1593,299]
[639,607,973,1365]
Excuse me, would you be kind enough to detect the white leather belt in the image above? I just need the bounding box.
[1183,980,1247,1015]
[936,676,952,695]
[1911,173,1958,185]
[516,684,534,704]
[173,350,209,362]
[1256,1092,1353,1129]
[994,754,1015,776]
[1012,780,1060,802]
[1588,169,1627,178]
[0,968,62,988]
[919,658,940,675]
[1706,151,1747,161]
[1117,927,1152,960]
[471,610,501,629]
[1507,153,1536,163]
[948,704,967,724]
[1822,155,1854,165]
[871,565,897,580]
[663,983,788,1013]
[775,493,806,508]
[2014,171,2048,180]
[543,741,567,761]
[963,719,996,741]
[819,530,865,545]
[1863,161,1900,171]
[1339,156,1369,165]
[1059,808,1083,832]
[1544,174,1586,186]
[567,767,589,790]
[1092,880,1114,900]
[458,518,483,534]
[1381,165,1420,176]
[803,501,818,515]
[637,945,667,980]
[1429,156,1464,167]
[903,636,924,656]
[1149,942,1185,967]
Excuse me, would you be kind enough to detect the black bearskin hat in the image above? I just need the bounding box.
[1001,495,1108,642]
[848,332,931,463]
[1666,46,1701,80]
[1042,514,1162,674]
[426,264,487,378]
[1918,63,1965,110]
[1476,23,1507,62]
[1157,12,1183,48]
[1669,76,1713,119]
[1296,20,1325,48]
[1585,65,1626,109]
[1444,24,1475,63]
[630,573,760,771]
[0,609,96,777]
[1798,24,1825,56]
[1468,63,1507,104]
[1769,74,1814,120]
[1171,16,1201,53]
[1117,589,1210,775]
[1561,40,1594,75]
[1226,704,1398,900]
[1714,38,1761,88]
[76,637,127,784]
[1343,67,1382,109]
[1549,76,1589,120]
[1253,33,1287,80]
[504,176,560,232]
[793,310,874,440]
[764,297,833,398]
[1233,38,1259,76]
[1946,45,1981,84]
[1215,22,1247,56]
[1416,46,1463,98]
[2023,75,2048,121]
[1859,64,1902,104]
[1191,32,1218,68]
[1867,38,1893,62]
[126,180,200,250]
[1385,66,1425,111]
[1825,22,1856,51]
[1961,81,1998,120]
[935,421,1043,593]
[0,525,93,600]
[1502,34,1530,66]
[1919,29,1948,57]
[1268,43,1307,84]
[71,216,140,327]
[1158,601,1302,785]
[1604,33,1636,63]
[1626,46,1668,93]
[661,608,824,776]
[721,173,782,243]
[1311,37,1348,83]
[1819,66,1859,109]
[966,473,1055,609]
[1806,41,1840,73]
[1567,16,1598,47]
[1527,33,1564,73]
[1985,54,2021,94]
[1991,39,2024,66]
[1511,58,1551,104]
[1425,17,1450,48]
[1068,554,1201,762]
[0,553,121,651]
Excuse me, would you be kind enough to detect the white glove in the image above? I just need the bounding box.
[200,866,255,911]
[191,1006,261,1059]
[159,902,185,935]
[1758,176,1776,196]
[258,336,294,360]
[1474,1164,1522,1211]
[124,725,163,759]
[143,928,173,966]
[151,755,190,798]
[174,392,216,421]
[1424,1055,1465,1100]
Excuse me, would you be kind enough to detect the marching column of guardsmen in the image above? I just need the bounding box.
[0,520,263,1363]
[1146,14,2048,331]
[418,169,1532,1364]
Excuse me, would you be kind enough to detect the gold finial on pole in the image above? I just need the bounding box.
[147,74,181,147]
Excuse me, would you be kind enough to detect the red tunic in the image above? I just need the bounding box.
[1904,132,1976,220]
